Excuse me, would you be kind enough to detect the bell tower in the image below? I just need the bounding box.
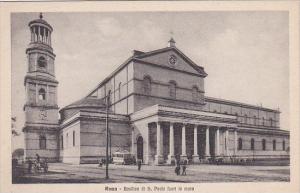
[23,13,59,162]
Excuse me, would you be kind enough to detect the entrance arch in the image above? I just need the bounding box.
[137,136,143,161]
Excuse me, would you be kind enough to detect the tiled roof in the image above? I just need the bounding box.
[63,96,106,110]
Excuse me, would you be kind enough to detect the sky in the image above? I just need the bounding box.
[11,11,289,150]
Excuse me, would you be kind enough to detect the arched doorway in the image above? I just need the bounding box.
[137,136,143,162]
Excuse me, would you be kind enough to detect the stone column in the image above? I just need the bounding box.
[225,129,229,157]
[181,124,187,160]
[154,122,163,165]
[38,26,41,42]
[216,128,220,157]
[30,27,32,42]
[167,122,175,164]
[205,126,210,158]
[234,129,237,156]
[192,125,200,163]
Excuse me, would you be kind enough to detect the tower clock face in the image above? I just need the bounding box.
[39,109,47,120]
[169,54,177,66]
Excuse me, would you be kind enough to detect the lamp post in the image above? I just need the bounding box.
[105,91,111,180]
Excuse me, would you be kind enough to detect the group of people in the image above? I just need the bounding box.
[136,158,188,175]
[175,159,188,176]
[27,153,48,173]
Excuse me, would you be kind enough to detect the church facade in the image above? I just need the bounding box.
[23,15,290,165]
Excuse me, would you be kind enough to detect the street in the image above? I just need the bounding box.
[13,163,290,183]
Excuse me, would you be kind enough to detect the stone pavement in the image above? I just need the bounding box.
[13,163,290,183]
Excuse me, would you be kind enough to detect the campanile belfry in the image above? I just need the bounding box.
[23,13,59,162]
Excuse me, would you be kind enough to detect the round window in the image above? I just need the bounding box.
[169,54,177,66]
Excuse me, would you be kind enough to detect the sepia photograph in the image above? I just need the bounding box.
[11,10,291,184]
[1,1,299,193]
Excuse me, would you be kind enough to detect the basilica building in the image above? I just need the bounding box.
[23,14,290,165]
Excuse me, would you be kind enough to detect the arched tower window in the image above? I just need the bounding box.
[282,140,285,150]
[251,138,255,150]
[143,76,151,95]
[238,138,243,150]
[262,139,266,150]
[37,56,47,68]
[169,81,176,99]
[192,86,199,102]
[39,135,46,149]
[262,117,265,126]
[38,88,46,100]
[273,140,276,151]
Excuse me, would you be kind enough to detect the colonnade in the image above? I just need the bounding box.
[30,25,52,45]
[154,122,238,164]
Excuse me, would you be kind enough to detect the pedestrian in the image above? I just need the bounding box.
[137,159,142,171]
[175,160,181,176]
[181,159,187,176]
[28,159,32,174]
[36,153,40,163]
[98,159,103,167]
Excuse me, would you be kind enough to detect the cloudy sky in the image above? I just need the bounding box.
[11,11,289,149]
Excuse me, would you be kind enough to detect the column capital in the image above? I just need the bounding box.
[182,122,188,126]
[157,121,163,126]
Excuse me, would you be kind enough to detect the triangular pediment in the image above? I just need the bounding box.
[134,47,207,77]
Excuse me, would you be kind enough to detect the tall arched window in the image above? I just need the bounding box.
[143,76,151,95]
[238,138,243,150]
[106,90,112,106]
[73,131,75,147]
[66,133,69,148]
[253,116,257,125]
[39,135,46,149]
[251,138,255,150]
[262,117,265,126]
[273,140,276,151]
[60,135,63,149]
[118,82,122,100]
[262,139,266,150]
[244,114,248,124]
[169,81,176,99]
[269,118,273,127]
[282,140,285,151]
[38,88,46,100]
[192,86,199,102]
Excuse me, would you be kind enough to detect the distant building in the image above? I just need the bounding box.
[23,14,289,165]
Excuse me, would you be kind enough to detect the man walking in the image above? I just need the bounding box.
[137,159,142,171]
[181,159,187,176]
[175,159,181,176]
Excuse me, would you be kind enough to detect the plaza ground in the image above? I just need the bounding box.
[13,162,290,183]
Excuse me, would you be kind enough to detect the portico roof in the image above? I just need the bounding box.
[130,104,239,128]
